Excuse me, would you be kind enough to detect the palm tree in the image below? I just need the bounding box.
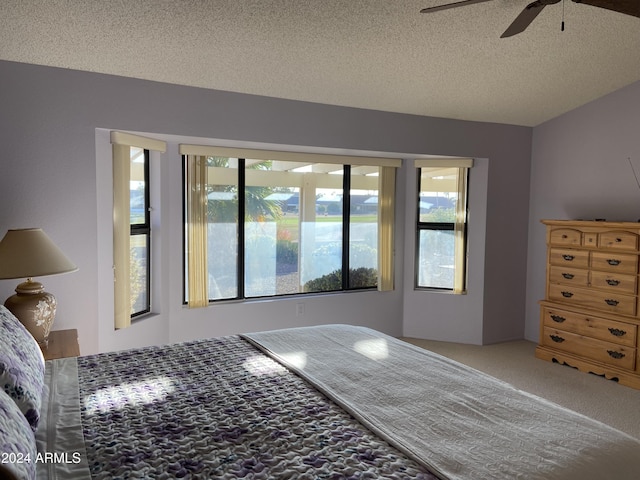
[206,157,282,222]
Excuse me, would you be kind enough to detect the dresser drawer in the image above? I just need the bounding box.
[598,230,639,251]
[590,270,637,295]
[541,306,637,347]
[549,228,582,246]
[542,326,636,370]
[548,284,636,316]
[591,251,638,274]
[548,266,589,287]
[548,265,589,286]
[583,232,598,247]
[549,248,589,268]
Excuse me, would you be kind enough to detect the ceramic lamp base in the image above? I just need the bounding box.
[4,279,57,348]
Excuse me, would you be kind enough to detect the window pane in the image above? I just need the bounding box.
[130,147,146,225]
[241,160,351,296]
[418,167,458,222]
[206,157,239,300]
[301,185,344,293]
[244,159,298,297]
[244,160,278,297]
[184,156,385,301]
[243,168,277,297]
[130,233,149,315]
[129,147,150,317]
[416,166,469,291]
[417,229,455,289]
[244,159,304,297]
[245,190,301,296]
[349,166,379,289]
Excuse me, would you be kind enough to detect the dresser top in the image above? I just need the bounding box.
[542,219,640,228]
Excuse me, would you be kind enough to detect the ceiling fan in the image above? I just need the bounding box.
[420,0,640,38]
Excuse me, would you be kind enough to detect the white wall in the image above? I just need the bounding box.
[0,60,532,354]
[526,80,640,342]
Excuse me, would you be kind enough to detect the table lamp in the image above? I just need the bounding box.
[0,228,77,347]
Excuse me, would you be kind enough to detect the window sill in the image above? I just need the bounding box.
[414,287,467,295]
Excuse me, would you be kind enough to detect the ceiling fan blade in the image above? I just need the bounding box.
[571,0,640,18]
[420,0,493,14]
[500,0,561,38]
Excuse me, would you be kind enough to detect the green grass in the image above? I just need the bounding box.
[277,214,377,242]
[278,214,376,226]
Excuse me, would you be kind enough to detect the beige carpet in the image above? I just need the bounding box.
[400,338,640,440]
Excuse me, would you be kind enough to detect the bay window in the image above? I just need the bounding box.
[181,145,399,305]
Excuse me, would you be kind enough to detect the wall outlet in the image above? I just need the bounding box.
[296,303,305,317]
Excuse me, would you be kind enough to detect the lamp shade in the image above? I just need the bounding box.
[0,228,78,279]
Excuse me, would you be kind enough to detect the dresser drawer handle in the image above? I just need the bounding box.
[608,327,627,337]
[550,314,566,323]
[607,259,621,266]
[561,291,574,298]
[606,279,620,286]
[562,254,575,261]
[550,335,565,343]
[562,273,574,279]
[607,350,625,360]
[604,299,619,306]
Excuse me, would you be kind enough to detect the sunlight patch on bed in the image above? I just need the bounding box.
[84,377,175,415]
[243,352,307,375]
[354,338,389,361]
[280,351,308,369]
[242,354,288,376]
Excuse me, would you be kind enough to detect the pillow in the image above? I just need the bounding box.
[0,305,45,431]
[0,388,37,480]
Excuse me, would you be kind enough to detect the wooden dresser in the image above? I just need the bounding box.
[537,220,640,389]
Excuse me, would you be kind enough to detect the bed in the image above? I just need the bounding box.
[1,306,639,480]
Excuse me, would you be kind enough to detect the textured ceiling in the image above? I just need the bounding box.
[1,0,639,126]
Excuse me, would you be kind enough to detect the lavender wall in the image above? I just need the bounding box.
[0,60,532,353]
[526,81,640,341]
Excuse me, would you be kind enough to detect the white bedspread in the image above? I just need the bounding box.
[243,324,640,480]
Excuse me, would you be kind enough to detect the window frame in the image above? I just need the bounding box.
[111,131,166,329]
[415,166,469,292]
[130,148,151,318]
[181,155,387,304]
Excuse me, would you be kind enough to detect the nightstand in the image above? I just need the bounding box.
[42,329,80,360]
